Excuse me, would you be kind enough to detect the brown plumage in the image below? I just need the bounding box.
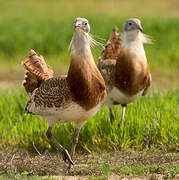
[115,50,151,96]
[98,26,121,90]
[22,18,106,168]
[33,77,72,109]
[100,26,122,60]
[67,53,105,110]
[98,19,152,124]
[22,49,54,94]
[98,59,116,88]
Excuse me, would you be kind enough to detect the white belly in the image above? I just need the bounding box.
[29,101,103,126]
[107,86,144,105]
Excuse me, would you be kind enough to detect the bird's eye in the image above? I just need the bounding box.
[84,22,88,25]
[128,22,132,26]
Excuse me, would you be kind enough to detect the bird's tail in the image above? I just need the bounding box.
[99,26,122,63]
[22,49,54,94]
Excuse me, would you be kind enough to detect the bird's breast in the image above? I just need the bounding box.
[107,86,144,105]
[115,49,148,95]
[40,101,103,126]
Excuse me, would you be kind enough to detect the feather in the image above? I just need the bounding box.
[22,49,54,94]
[141,32,153,44]
[100,26,122,60]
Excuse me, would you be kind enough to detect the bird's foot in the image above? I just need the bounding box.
[68,162,73,169]
[62,149,74,165]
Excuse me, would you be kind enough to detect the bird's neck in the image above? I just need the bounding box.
[71,31,92,59]
[69,31,100,74]
[67,31,106,110]
[122,31,146,58]
[123,31,143,45]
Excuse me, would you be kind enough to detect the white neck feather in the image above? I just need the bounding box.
[71,31,92,58]
[123,31,143,46]
[70,31,97,68]
[122,31,146,58]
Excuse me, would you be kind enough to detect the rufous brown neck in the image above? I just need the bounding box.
[67,31,106,110]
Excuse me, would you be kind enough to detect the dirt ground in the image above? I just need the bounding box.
[0,69,179,91]
[0,147,178,179]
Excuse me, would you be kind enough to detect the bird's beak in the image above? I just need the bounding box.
[75,22,82,29]
[137,24,143,32]
[75,25,81,29]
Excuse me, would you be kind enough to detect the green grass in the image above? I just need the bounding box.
[1,0,179,19]
[0,17,179,73]
[0,1,179,73]
[0,1,179,84]
[0,89,178,152]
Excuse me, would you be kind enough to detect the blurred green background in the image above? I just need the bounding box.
[0,0,179,89]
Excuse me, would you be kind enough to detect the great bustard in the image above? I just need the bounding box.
[22,17,106,167]
[98,18,152,125]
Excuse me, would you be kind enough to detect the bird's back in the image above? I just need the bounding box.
[25,76,72,116]
[33,76,72,109]
[98,59,116,90]
[98,26,121,91]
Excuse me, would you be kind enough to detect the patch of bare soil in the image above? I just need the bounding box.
[0,70,179,91]
[151,70,179,90]
[0,147,178,179]
[0,70,23,90]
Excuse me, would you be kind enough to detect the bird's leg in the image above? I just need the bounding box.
[71,127,81,159]
[71,123,84,158]
[46,127,74,165]
[107,99,115,123]
[118,104,126,127]
[68,123,84,169]
[109,106,115,123]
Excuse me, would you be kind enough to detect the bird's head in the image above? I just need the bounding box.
[123,18,152,44]
[124,18,143,33]
[74,17,90,34]
[70,17,103,54]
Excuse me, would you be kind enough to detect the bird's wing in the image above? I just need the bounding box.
[32,77,72,109]
[98,26,121,89]
[142,72,152,96]
[99,26,122,61]
[22,50,54,94]
[98,58,116,87]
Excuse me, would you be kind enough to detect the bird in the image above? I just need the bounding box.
[22,17,106,167]
[98,18,152,125]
